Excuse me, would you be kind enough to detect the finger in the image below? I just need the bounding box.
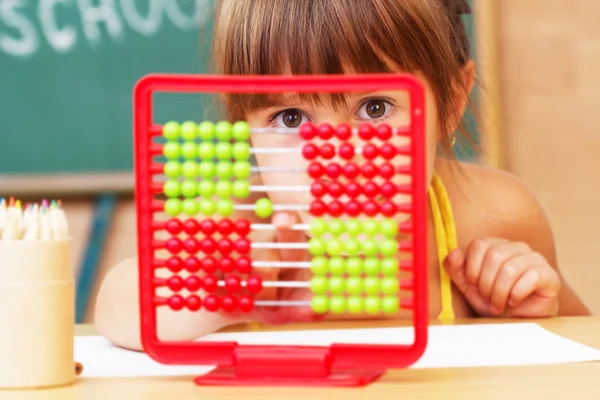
[478,241,529,301]
[464,238,507,286]
[508,265,560,307]
[273,212,307,262]
[443,250,490,313]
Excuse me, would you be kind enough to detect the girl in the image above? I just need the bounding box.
[95,0,590,351]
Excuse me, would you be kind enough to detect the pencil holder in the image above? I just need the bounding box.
[0,239,75,389]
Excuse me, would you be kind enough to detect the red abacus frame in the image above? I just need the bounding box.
[133,73,429,387]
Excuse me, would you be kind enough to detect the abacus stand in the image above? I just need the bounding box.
[193,346,385,387]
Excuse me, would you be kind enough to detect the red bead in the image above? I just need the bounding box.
[218,256,235,273]
[318,123,335,140]
[326,163,343,179]
[222,295,237,312]
[182,219,199,235]
[201,256,218,273]
[199,219,218,235]
[380,182,397,198]
[203,294,220,312]
[218,219,235,236]
[338,143,355,160]
[380,143,397,159]
[183,238,199,254]
[328,181,345,198]
[239,295,254,313]
[235,219,251,236]
[343,163,360,179]
[246,276,263,293]
[345,200,362,217]
[310,200,326,216]
[328,201,344,217]
[167,295,185,311]
[235,238,251,254]
[200,237,216,254]
[203,275,218,292]
[299,123,317,140]
[362,144,379,160]
[236,257,252,273]
[308,162,325,179]
[185,276,202,291]
[363,181,380,198]
[377,124,392,140]
[380,163,395,179]
[166,256,184,273]
[225,275,242,293]
[218,238,234,255]
[310,181,327,198]
[364,200,380,216]
[336,123,352,140]
[345,182,362,198]
[165,238,183,254]
[186,295,202,311]
[320,144,335,159]
[362,162,378,178]
[381,201,398,217]
[167,276,184,291]
[165,219,183,235]
[358,123,375,140]
[302,143,319,160]
[184,256,201,273]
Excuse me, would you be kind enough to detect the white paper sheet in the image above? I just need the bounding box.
[74,322,600,378]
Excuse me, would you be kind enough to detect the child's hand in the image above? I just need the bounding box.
[443,238,560,317]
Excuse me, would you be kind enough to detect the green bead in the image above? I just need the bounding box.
[233,161,251,179]
[180,180,198,198]
[363,219,379,237]
[164,199,181,216]
[216,162,233,179]
[217,200,234,217]
[215,180,232,198]
[346,258,363,276]
[198,121,215,140]
[180,121,198,141]
[345,219,362,237]
[344,239,360,256]
[232,142,251,160]
[308,238,326,256]
[311,296,328,314]
[326,239,343,256]
[199,199,216,216]
[365,297,382,314]
[329,219,344,236]
[198,143,215,160]
[163,142,180,160]
[381,219,398,238]
[310,276,328,295]
[309,219,327,237]
[381,258,399,276]
[255,198,273,218]
[382,297,399,314]
[232,180,250,199]
[363,258,380,276]
[232,121,251,141]
[328,277,345,294]
[198,180,215,197]
[310,257,328,275]
[164,161,181,178]
[163,121,180,140]
[364,277,381,295]
[215,142,232,160]
[328,257,345,275]
[361,240,378,257]
[181,161,198,178]
[163,180,180,198]
[329,296,346,314]
[379,240,398,257]
[215,121,232,141]
[198,162,215,179]
[181,142,198,160]
[382,277,399,295]
[182,199,199,216]
[346,277,363,295]
[347,296,364,314]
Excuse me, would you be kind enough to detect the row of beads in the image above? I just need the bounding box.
[302,143,402,161]
[311,295,399,314]
[163,141,251,162]
[310,256,399,276]
[163,160,251,180]
[310,180,400,199]
[308,237,397,257]
[308,162,398,180]
[164,218,251,236]
[163,121,250,142]
[299,123,396,142]
[165,255,252,274]
[163,179,251,200]
[164,274,262,294]
[165,237,251,255]
[164,198,235,217]
[309,218,398,238]
[310,276,399,296]
[309,199,404,217]
[166,293,254,313]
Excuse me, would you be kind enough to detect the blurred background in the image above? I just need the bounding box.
[0,0,598,323]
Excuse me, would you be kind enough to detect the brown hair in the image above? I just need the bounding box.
[212,0,473,152]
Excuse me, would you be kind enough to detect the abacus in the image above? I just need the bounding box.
[134,73,428,386]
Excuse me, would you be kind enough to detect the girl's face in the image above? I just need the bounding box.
[246,77,441,225]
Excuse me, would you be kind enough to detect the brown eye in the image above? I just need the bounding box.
[281,109,303,128]
[365,99,386,119]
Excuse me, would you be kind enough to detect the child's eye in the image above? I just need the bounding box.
[356,99,394,121]
[271,108,311,128]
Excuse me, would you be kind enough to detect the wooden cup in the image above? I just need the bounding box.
[0,240,75,389]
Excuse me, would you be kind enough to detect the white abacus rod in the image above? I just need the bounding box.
[251,242,309,250]
[217,280,310,288]
[255,301,311,307]
[252,260,311,268]
[250,166,305,173]
[251,147,369,155]
[249,127,408,135]
[250,223,309,231]
[250,185,310,192]
[235,204,309,212]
